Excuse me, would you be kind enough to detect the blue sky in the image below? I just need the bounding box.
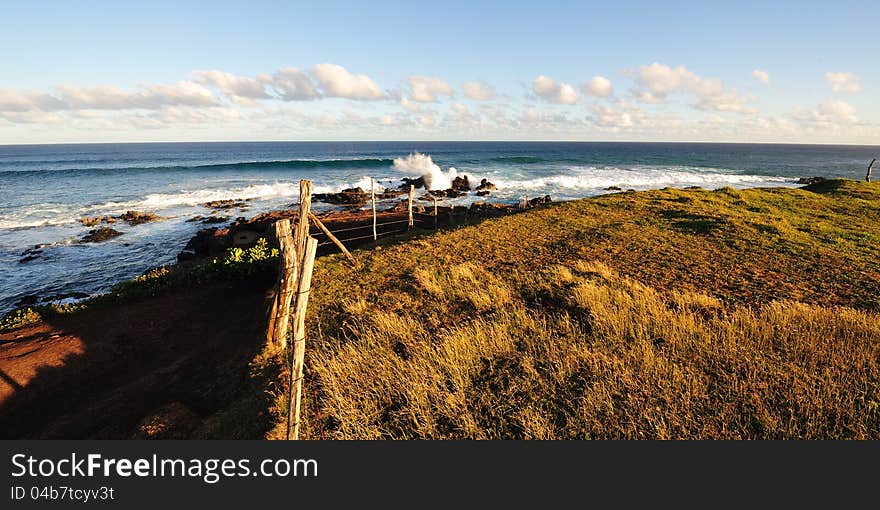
[2,0,878,143]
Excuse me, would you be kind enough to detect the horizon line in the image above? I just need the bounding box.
[2,139,879,148]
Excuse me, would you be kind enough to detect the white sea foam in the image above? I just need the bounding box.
[492,166,792,192]
[392,152,459,190]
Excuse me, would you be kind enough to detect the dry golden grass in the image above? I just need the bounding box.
[293,260,879,439]
[263,180,880,439]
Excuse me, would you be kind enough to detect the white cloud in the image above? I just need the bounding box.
[194,70,271,103]
[635,63,751,112]
[790,100,859,127]
[195,68,317,103]
[817,100,859,123]
[400,97,421,112]
[461,81,496,100]
[417,113,437,126]
[635,63,692,102]
[825,72,861,94]
[270,67,318,101]
[4,81,220,112]
[0,89,64,112]
[583,76,613,97]
[533,75,578,104]
[312,64,386,100]
[752,69,770,85]
[408,76,453,102]
[588,101,657,130]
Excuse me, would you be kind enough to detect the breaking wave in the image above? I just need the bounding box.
[392,152,459,190]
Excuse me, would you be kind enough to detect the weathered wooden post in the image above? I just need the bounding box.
[287,236,318,440]
[294,180,312,260]
[407,184,415,229]
[867,158,876,182]
[266,219,297,348]
[433,196,438,231]
[371,177,377,241]
[309,212,356,266]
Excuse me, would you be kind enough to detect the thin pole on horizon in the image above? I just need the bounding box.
[408,185,415,229]
[371,178,377,241]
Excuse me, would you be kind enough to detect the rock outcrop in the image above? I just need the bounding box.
[81,227,123,243]
[475,178,497,191]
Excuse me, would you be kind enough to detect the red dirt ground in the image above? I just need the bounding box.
[0,278,273,439]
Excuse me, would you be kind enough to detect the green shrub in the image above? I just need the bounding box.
[213,238,279,275]
[0,307,42,332]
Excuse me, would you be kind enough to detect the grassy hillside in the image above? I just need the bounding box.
[270,180,880,439]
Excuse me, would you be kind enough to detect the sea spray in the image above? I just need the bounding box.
[392,152,459,190]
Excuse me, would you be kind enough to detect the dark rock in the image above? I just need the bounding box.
[400,176,425,189]
[313,187,369,206]
[469,201,512,217]
[201,216,230,225]
[476,190,491,196]
[19,255,40,263]
[475,178,497,191]
[182,227,229,256]
[378,189,406,200]
[80,215,116,226]
[186,215,205,223]
[177,250,198,262]
[80,227,123,243]
[119,210,162,225]
[685,186,703,190]
[605,186,622,191]
[204,199,248,210]
[446,189,467,198]
[16,295,39,306]
[451,175,471,191]
[231,230,260,247]
[529,195,552,207]
[796,176,826,185]
[42,292,90,302]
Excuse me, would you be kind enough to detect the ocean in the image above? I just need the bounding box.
[1,141,876,314]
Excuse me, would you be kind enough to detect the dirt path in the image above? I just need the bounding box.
[0,278,273,439]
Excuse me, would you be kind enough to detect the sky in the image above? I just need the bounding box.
[1,0,878,144]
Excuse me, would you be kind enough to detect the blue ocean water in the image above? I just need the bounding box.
[0,141,876,314]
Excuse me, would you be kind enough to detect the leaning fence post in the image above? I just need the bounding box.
[286,235,318,440]
[408,184,414,229]
[266,219,297,348]
[867,158,876,182]
[309,212,357,266]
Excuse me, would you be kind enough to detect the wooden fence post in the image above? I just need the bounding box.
[408,184,414,229]
[433,197,438,231]
[309,212,357,266]
[371,177,377,241]
[867,158,876,182]
[286,236,318,440]
[295,180,312,261]
[266,219,297,348]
